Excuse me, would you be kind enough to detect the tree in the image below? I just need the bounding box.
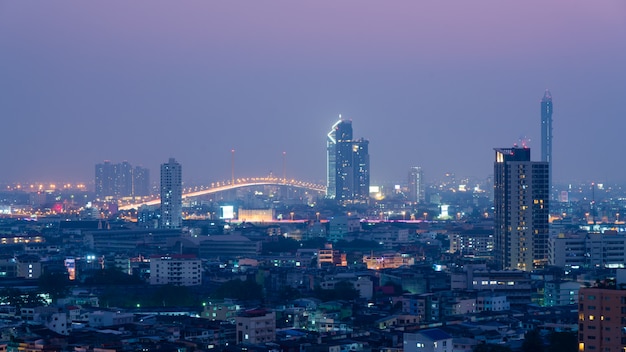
[262,237,300,254]
[83,267,143,285]
[151,285,197,307]
[547,331,577,352]
[522,329,544,352]
[313,281,359,301]
[38,271,71,300]
[278,286,301,301]
[212,278,264,301]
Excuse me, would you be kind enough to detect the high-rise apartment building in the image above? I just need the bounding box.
[326,118,370,202]
[541,90,553,192]
[160,158,182,229]
[133,166,150,196]
[578,286,626,352]
[408,166,425,204]
[95,161,150,198]
[117,161,133,197]
[493,147,549,270]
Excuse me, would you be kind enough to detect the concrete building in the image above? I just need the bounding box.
[84,228,182,254]
[476,293,510,312]
[401,293,441,323]
[404,328,453,352]
[549,232,626,268]
[408,166,425,204]
[327,216,361,242]
[202,299,242,321]
[318,274,374,299]
[544,280,580,307]
[235,309,276,344]
[363,253,415,270]
[95,160,150,198]
[318,243,347,268]
[493,147,549,270]
[197,234,261,259]
[88,310,134,327]
[15,254,42,279]
[160,158,182,229]
[470,270,532,306]
[578,286,626,352]
[149,254,202,286]
[449,231,494,256]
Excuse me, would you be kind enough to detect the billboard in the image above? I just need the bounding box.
[220,205,235,220]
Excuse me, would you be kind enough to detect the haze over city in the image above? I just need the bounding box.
[1,1,625,185]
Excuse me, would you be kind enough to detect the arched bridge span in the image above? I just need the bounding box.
[118,177,326,210]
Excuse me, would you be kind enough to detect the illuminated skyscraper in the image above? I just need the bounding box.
[326,117,370,202]
[408,166,425,204]
[493,147,549,270]
[541,90,553,190]
[160,158,182,229]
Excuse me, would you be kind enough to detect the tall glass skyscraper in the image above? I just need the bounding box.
[541,90,553,191]
[493,147,549,271]
[326,118,370,202]
[160,158,182,229]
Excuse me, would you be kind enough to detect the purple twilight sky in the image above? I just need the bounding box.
[1,1,625,186]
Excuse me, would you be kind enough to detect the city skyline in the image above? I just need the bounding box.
[1,1,625,185]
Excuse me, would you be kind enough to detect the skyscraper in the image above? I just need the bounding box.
[541,90,553,191]
[117,161,133,197]
[95,161,115,198]
[326,117,370,202]
[493,147,549,271]
[133,166,150,196]
[160,158,182,229]
[95,161,151,198]
[408,166,425,204]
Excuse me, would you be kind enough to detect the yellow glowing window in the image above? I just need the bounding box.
[589,315,594,320]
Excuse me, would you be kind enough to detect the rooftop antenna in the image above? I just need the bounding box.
[591,182,596,225]
[231,149,235,185]
[518,136,530,148]
[282,151,287,183]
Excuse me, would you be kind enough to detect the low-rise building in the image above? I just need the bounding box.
[234,309,276,344]
[543,280,580,307]
[404,328,453,352]
[150,254,202,286]
[88,310,134,327]
[549,232,626,268]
